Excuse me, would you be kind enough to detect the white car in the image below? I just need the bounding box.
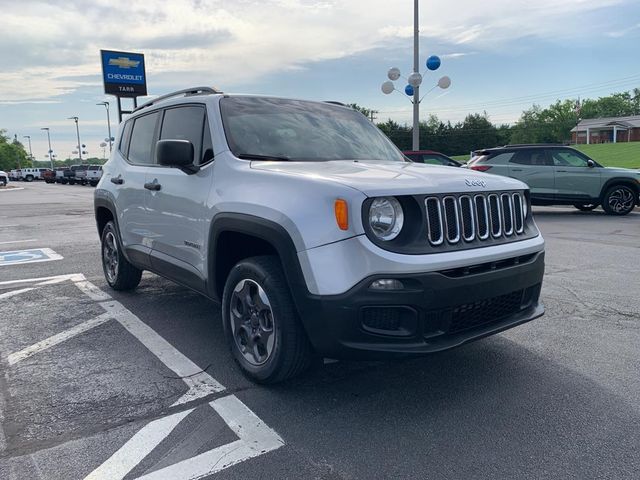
[0,170,8,186]
[94,87,546,383]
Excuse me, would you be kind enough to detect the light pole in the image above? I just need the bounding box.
[23,135,34,164]
[40,128,55,169]
[380,1,451,151]
[68,116,83,163]
[96,101,113,153]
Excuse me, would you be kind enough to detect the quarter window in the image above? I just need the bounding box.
[128,112,159,165]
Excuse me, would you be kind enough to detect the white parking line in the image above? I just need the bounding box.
[3,273,285,478]
[0,287,35,300]
[99,300,226,403]
[84,408,194,480]
[7,312,113,366]
[137,396,285,480]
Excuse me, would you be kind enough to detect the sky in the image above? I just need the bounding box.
[0,0,639,161]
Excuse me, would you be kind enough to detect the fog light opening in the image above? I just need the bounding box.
[370,279,404,291]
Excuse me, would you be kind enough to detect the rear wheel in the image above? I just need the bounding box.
[101,221,142,291]
[25,175,33,182]
[222,255,312,384]
[573,203,598,212]
[602,185,636,215]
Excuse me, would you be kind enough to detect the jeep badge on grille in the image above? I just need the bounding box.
[465,179,487,188]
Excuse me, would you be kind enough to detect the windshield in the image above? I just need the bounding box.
[220,96,406,162]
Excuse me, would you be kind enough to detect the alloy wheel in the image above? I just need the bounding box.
[103,231,119,283]
[229,279,276,366]
[608,187,635,213]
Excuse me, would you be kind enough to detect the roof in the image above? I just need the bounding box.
[571,115,640,132]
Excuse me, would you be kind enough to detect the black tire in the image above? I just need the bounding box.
[0,180,6,187]
[573,203,598,212]
[222,255,312,384]
[602,185,637,216]
[101,221,142,291]
[25,175,33,182]
[68,179,76,185]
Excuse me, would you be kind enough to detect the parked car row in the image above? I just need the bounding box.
[403,144,639,216]
[43,165,102,187]
[8,168,52,182]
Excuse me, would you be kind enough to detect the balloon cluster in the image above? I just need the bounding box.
[381,55,451,97]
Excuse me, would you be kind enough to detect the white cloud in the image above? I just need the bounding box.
[0,0,628,101]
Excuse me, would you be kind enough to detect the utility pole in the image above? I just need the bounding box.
[412,0,420,150]
[97,101,113,153]
[369,110,378,123]
[68,116,83,163]
[22,135,34,164]
[41,128,54,169]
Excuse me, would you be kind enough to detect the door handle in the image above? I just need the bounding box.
[556,170,567,172]
[511,168,523,172]
[110,175,124,185]
[144,181,161,191]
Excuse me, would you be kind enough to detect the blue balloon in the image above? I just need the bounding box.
[404,84,414,96]
[426,55,441,71]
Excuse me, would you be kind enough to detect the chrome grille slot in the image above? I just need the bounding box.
[442,196,460,243]
[459,196,475,241]
[501,193,514,236]
[474,195,489,240]
[512,193,524,233]
[422,191,526,249]
[425,197,444,245]
[488,194,502,237]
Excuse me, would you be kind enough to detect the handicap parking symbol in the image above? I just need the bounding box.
[0,248,63,266]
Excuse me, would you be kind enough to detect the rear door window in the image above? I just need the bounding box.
[128,112,160,165]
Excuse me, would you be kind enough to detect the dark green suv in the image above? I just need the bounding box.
[468,144,640,215]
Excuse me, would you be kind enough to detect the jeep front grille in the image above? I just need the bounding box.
[424,192,526,246]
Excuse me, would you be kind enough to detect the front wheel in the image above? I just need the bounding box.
[222,255,312,384]
[573,203,598,212]
[602,185,636,215]
[25,175,33,182]
[101,221,142,290]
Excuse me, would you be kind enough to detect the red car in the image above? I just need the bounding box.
[402,150,462,167]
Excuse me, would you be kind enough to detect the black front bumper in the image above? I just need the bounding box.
[294,251,545,359]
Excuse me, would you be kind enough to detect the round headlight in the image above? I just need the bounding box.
[368,197,404,241]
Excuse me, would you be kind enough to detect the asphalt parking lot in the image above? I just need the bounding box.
[0,182,639,480]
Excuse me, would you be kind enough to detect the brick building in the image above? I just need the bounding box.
[570,115,640,144]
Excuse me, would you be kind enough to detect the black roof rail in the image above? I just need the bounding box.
[503,143,566,148]
[324,101,348,107]
[133,86,222,113]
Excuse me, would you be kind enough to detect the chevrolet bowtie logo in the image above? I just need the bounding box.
[108,57,140,69]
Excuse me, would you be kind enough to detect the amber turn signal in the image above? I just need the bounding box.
[334,199,348,230]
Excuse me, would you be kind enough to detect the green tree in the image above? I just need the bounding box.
[0,129,28,171]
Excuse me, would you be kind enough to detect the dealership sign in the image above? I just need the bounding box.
[101,50,147,97]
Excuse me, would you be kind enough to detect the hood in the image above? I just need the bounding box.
[603,166,640,175]
[251,160,526,196]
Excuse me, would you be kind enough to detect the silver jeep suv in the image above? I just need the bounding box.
[95,87,546,383]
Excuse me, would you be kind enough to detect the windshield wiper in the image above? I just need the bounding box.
[237,153,291,161]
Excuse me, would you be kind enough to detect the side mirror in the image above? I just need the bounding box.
[587,159,595,168]
[156,139,198,174]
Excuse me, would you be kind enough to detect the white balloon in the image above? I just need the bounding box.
[387,67,401,81]
[408,72,423,87]
[438,75,451,89]
[381,81,395,94]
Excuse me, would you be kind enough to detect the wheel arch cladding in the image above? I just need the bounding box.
[208,213,309,306]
